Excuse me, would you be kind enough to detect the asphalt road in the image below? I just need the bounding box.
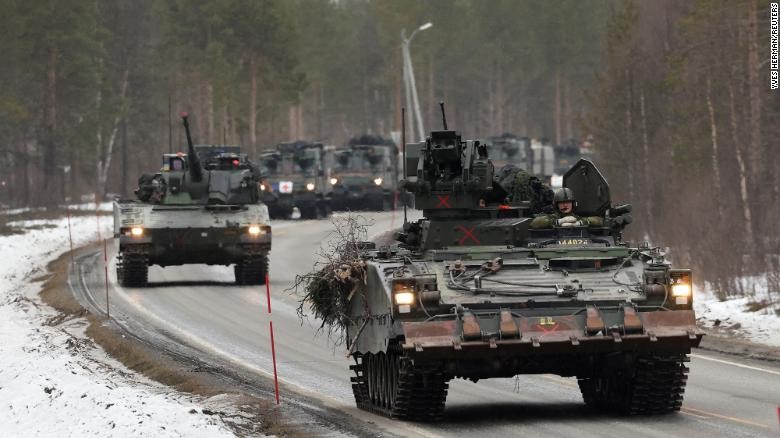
[74,212,780,437]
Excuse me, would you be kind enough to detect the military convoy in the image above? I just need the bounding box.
[341,111,702,420]
[258,141,332,219]
[484,134,532,170]
[113,113,272,287]
[330,135,400,211]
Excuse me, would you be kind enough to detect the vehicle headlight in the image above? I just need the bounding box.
[329,177,338,185]
[373,177,383,186]
[248,225,262,235]
[395,291,415,305]
[669,269,693,306]
[130,227,144,237]
[671,283,691,297]
[259,183,267,191]
[306,182,315,191]
[393,280,415,313]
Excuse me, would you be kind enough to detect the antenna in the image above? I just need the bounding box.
[402,107,408,225]
[439,101,448,130]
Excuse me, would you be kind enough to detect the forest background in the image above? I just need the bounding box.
[0,0,776,302]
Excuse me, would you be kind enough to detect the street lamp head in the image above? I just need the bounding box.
[418,22,433,31]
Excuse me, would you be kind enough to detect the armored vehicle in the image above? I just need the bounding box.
[342,111,702,421]
[330,135,399,211]
[258,141,332,219]
[485,134,532,170]
[113,113,271,287]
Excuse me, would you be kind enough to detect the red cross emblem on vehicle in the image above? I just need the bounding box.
[279,181,293,194]
[456,226,480,245]
[436,194,451,208]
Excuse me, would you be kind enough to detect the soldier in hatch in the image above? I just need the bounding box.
[529,187,604,229]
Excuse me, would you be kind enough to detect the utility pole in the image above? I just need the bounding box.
[401,22,432,141]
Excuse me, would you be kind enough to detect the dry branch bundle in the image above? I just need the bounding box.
[294,215,373,341]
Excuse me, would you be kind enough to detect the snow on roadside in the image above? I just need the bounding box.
[0,216,236,437]
[694,280,780,347]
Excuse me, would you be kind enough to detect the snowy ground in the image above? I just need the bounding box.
[0,214,238,437]
[695,280,780,347]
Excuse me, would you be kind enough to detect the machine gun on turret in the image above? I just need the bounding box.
[397,103,529,249]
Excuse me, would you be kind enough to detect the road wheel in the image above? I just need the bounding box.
[578,353,689,415]
[236,254,268,285]
[233,264,244,284]
[320,202,332,218]
[350,344,448,421]
[118,253,148,287]
[300,205,318,220]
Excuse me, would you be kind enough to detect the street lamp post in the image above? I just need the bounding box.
[401,22,432,141]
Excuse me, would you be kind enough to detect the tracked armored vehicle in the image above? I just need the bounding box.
[258,141,332,219]
[343,111,702,421]
[113,113,271,287]
[330,135,399,211]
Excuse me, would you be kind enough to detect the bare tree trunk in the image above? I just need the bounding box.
[121,115,127,197]
[394,53,402,134]
[746,0,761,182]
[317,82,324,139]
[288,105,297,139]
[222,105,229,144]
[728,82,754,244]
[624,68,635,202]
[97,69,130,196]
[230,104,238,147]
[496,66,504,134]
[639,87,656,238]
[43,47,58,202]
[249,55,258,150]
[704,77,723,219]
[554,68,562,145]
[297,98,304,139]
[207,80,214,143]
[564,77,573,140]
[427,53,434,133]
[95,87,103,194]
[23,142,31,205]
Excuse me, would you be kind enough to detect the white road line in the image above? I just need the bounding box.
[691,353,780,376]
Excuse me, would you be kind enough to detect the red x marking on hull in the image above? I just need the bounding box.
[456,226,480,245]
[436,194,451,208]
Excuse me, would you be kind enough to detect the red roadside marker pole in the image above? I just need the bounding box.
[95,193,109,318]
[103,237,110,319]
[265,272,280,404]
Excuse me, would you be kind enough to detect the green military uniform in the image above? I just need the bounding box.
[529,187,604,229]
[494,165,553,214]
[529,211,604,229]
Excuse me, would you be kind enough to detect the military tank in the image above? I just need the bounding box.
[341,107,702,421]
[113,113,271,287]
[258,141,332,219]
[330,135,399,211]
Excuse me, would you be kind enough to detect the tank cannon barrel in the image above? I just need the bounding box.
[181,112,204,182]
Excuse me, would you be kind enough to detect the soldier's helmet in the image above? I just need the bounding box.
[553,187,576,212]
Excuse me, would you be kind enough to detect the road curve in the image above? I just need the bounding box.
[72,212,780,437]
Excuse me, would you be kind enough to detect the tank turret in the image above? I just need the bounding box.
[134,114,260,206]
